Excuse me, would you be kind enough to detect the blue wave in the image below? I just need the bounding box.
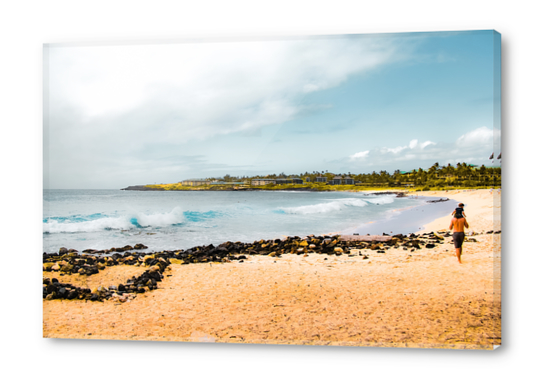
[43,213,105,223]
[183,210,222,222]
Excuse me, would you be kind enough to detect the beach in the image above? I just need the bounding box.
[43,189,501,349]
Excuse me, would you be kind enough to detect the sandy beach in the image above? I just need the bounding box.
[43,189,501,349]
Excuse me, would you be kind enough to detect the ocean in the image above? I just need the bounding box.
[43,189,452,254]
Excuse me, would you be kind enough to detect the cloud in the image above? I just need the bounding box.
[350,150,370,160]
[350,138,435,162]
[45,36,419,188]
[346,126,499,169]
[47,37,411,144]
[455,126,497,147]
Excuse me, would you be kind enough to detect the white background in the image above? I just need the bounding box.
[1,1,539,378]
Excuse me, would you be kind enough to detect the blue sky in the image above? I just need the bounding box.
[44,30,501,188]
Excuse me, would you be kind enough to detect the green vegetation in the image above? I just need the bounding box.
[146,162,501,192]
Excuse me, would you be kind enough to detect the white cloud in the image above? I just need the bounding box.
[350,150,370,160]
[455,126,499,147]
[47,37,408,144]
[420,140,436,149]
[346,126,498,169]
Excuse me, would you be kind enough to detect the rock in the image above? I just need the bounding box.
[309,244,316,249]
[67,291,77,300]
[169,258,184,264]
[58,247,68,255]
[46,293,55,300]
[426,243,436,249]
[268,252,277,257]
[143,254,155,264]
[60,264,74,273]
[43,262,55,271]
[46,284,56,294]
[51,264,60,271]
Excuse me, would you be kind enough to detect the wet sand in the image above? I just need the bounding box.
[43,189,501,349]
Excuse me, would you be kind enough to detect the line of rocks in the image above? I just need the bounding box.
[43,244,149,276]
[44,230,494,302]
[43,253,171,302]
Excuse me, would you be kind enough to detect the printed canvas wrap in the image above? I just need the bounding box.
[43,30,501,349]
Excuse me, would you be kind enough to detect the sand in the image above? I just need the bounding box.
[43,189,501,349]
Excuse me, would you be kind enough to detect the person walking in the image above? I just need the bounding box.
[449,209,469,264]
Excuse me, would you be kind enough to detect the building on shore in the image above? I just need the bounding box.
[182,179,211,186]
[343,176,355,185]
[252,179,277,186]
[315,175,327,183]
[329,175,343,185]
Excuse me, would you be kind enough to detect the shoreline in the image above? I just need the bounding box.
[43,189,501,349]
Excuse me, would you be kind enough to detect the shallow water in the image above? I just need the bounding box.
[43,189,448,253]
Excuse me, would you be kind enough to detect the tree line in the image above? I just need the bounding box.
[214,162,501,189]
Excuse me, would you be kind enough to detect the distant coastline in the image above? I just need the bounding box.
[120,185,413,195]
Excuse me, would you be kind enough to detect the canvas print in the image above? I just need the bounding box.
[43,30,501,349]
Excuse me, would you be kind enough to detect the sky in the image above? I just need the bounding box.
[44,30,501,189]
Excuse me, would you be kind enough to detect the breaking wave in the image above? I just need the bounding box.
[281,198,368,215]
[280,196,395,215]
[42,207,220,233]
[364,196,395,205]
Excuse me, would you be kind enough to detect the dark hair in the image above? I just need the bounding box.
[458,203,464,207]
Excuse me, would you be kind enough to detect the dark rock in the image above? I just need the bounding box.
[426,243,436,249]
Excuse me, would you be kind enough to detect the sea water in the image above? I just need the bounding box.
[43,189,450,253]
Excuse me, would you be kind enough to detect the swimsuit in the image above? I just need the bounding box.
[453,232,465,248]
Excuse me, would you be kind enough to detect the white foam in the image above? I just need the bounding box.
[43,207,186,233]
[281,198,369,215]
[365,196,395,205]
[43,217,133,233]
[136,207,185,227]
